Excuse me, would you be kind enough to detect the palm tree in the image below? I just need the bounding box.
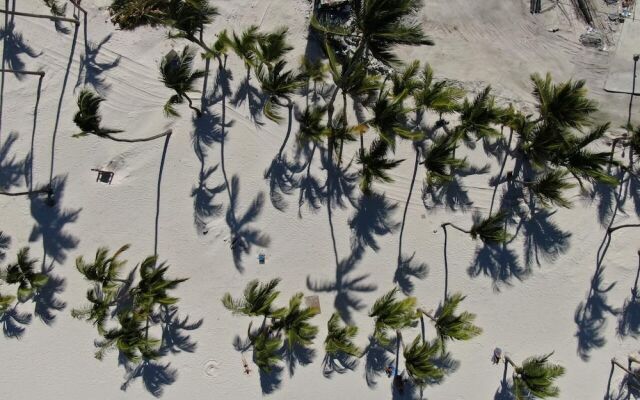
[74,245,130,292]
[495,352,565,399]
[231,25,262,78]
[368,89,419,149]
[511,170,576,209]
[166,0,219,44]
[442,211,510,244]
[272,293,319,349]
[324,312,361,358]
[296,105,329,176]
[222,278,283,318]
[0,289,15,314]
[160,47,206,118]
[312,0,433,66]
[95,310,160,362]
[71,285,116,334]
[4,247,48,302]
[255,27,293,68]
[455,86,502,146]
[369,288,417,346]
[416,292,481,347]
[73,89,172,142]
[132,256,188,321]
[256,60,304,159]
[399,332,444,384]
[531,72,597,129]
[249,327,282,372]
[422,133,468,188]
[357,139,404,195]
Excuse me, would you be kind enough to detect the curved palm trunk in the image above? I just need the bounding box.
[276,101,294,160]
[184,93,202,118]
[397,145,421,264]
[103,130,172,143]
[489,127,514,216]
[441,224,453,301]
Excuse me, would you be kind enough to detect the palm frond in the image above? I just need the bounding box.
[525,170,576,209]
[369,288,417,346]
[325,312,361,357]
[403,335,444,384]
[272,293,319,349]
[513,353,565,399]
[469,211,510,244]
[357,139,404,195]
[434,292,482,344]
[221,278,282,317]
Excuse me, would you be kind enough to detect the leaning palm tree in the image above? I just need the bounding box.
[369,288,417,346]
[324,312,361,358]
[71,285,116,334]
[256,60,304,159]
[232,25,262,76]
[357,139,404,195]
[399,332,445,384]
[249,327,282,372]
[0,289,15,314]
[131,256,188,322]
[442,211,510,244]
[272,293,319,350]
[222,278,283,318]
[74,245,130,292]
[416,292,482,347]
[95,310,160,362]
[455,86,502,146]
[4,247,48,302]
[512,169,576,209]
[73,89,172,142]
[496,351,566,399]
[255,27,293,69]
[312,0,433,66]
[166,0,219,44]
[160,47,206,118]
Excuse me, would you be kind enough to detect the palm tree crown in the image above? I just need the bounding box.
[160,47,206,117]
[512,353,565,399]
[357,139,404,195]
[4,247,48,302]
[324,312,361,357]
[369,288,417,345]
[222,278,283,317]
[73,89,124,137]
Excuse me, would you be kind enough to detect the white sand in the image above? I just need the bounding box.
[1,0,639,398]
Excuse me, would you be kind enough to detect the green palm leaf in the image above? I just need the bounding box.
[525,170,576,209]
[272,293,319,349]
[423,133,467,187]
[4,247,48,302]
[433,293,482,344]
[222,278,282,317]
[73,89,124,137]
[325,312,361,357]
[513,353,565,399]
[531,72,596,129]
[369,288,417,346]
[357,139,404,195]
[250,328,282,372]
[403,335,444,383]
[469,211,510,244]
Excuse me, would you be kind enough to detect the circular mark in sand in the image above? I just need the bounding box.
[203,359,220,377]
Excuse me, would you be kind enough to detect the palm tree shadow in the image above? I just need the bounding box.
[229,71,266,127]
[394,253,428,295]
[363,336,394,388]
[281,343,316,377]
[0,230,9,262]
[120,360,177,398]
[307,246,376,324]
[348,192,400,253]
[225,176,270,272]
[468,242,528,291]
[259,364,284,395]
[32,261,66,325]
[76,33,121,93]
[322,352,359,377]
[520,208,571,268]
[191,163,225,234]
[155,305,203,355]
[0,132,27,191]
[264,155,304,212]
[296,144,326,217]
[607,365,640,400]
[0,21,42,78]
[574,265,620,361]
[0,305,32,338]
[28,176,80,264]
[321,147,359,210]
[423,164,490,212]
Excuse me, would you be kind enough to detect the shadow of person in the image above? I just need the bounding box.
[120,360,177,398]
[28,176,81,264]
[348,192,400,253]
[76,33,121,93]
[306,246,376,324]
[0,21,42,78]
[32,261,66,325]
[225,176,270,272]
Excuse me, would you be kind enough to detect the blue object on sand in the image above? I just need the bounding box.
[258,253,265,264]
